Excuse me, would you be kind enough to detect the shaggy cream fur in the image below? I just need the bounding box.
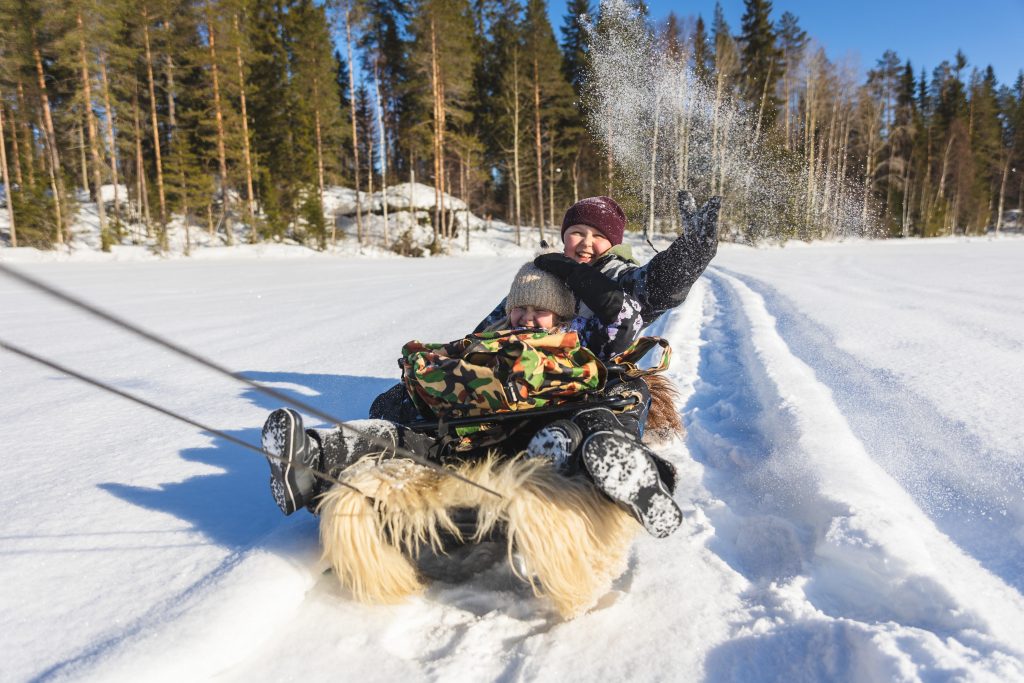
[317,453,640,618]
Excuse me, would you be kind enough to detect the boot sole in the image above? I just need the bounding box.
[581,431,682,538]
[262,408,307,515]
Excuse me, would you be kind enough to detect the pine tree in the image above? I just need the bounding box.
[969,66,1002,231]
[408,0,478,243]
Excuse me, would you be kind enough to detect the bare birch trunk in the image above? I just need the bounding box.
[995,153,1010,234]
[16,81,34,188]
[5,101,25,189]
[936,133,955,232]
[430,17,440,244]
[438,83,448,239]
[373,58,389,247]
[77,11,108,243]
[33,41,66,244]
[717,110,730,200]
[548,135,555,228]
[820,98,839,218]
[99,53,121,225]
[605,119,613,195]
[0,94,15,246]
[919,126,932,233]
[142,10,168,243]
[753,60,773,144]
[571,149,580,204]
[345,8,363,244]
[533,58,544,242]
[648,92,661,239]
[232,14,257,242]
[804,68,816,227]
[512,47,522,245]
[711,69,725,195]
[681,80,691,194]
[132,83,151,236]
[76,118,89,193]
[178,163,191,255]
[314,77,326,205]
[207,4,233,244]
[783,72,791,151]
[164,34,176,131]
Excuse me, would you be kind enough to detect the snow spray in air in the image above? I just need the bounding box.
[582,0,881,242]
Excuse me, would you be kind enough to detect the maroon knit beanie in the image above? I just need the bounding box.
[560,196,626,245]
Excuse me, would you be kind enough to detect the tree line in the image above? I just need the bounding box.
[1,0,1022,251]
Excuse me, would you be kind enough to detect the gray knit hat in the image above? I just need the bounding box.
[505,262,576,320]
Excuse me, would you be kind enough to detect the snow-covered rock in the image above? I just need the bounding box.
[99,184,130,204]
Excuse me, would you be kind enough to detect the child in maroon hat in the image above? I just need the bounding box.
[560,196,626,263]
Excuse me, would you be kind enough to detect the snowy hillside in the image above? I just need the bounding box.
[2,239,1023,681]
[0,184,545,260]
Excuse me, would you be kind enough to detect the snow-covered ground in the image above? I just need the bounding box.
[2,238,1023,681]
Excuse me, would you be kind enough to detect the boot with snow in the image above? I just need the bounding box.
[526,419,583,472]
[573,408,682,538]
[310,419,439,498]
[262,408,321,515]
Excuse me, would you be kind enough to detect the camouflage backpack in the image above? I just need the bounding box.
[400,329,671,448]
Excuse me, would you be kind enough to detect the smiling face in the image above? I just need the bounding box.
[562,224,613,264]
[509,305,559,330]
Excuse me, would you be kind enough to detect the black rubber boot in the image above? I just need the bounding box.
[262,408,321,515]
[573,408,683,538]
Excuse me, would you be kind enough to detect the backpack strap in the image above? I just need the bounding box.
[607,337,672,378]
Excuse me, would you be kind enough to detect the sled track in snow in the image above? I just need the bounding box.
[672,267,1024,678]
[716,267,1024,593]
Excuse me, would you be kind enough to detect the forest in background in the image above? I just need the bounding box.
[0,0,1022,252]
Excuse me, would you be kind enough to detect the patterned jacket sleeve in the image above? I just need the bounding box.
[473,298,509,333]
[598,249,704,327]
[568,292,644,361]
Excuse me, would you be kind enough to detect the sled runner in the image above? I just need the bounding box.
[316,334,680,619]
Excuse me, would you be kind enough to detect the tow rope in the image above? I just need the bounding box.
[0,262,502,500]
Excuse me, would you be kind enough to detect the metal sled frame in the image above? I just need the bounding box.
[402,392,640,434]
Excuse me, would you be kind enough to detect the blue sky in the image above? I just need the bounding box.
[547,0,1024,86]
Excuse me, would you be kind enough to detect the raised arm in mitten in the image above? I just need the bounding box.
[642,191,722,312]
[533,253,624,325]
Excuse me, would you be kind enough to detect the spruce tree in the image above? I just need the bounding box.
[691,16,711,85]
[738,0,781,137]
[776,10,805,150]
[522,0,573,236]
[559,0,591,94]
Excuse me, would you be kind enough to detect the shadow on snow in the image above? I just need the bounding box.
[99,371,396,550]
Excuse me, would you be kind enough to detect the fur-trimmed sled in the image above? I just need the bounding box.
[317,377,683,619]
[318,454,640,618]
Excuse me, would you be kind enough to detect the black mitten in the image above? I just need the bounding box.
[673,190,721,269]
[534,253,625,324]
